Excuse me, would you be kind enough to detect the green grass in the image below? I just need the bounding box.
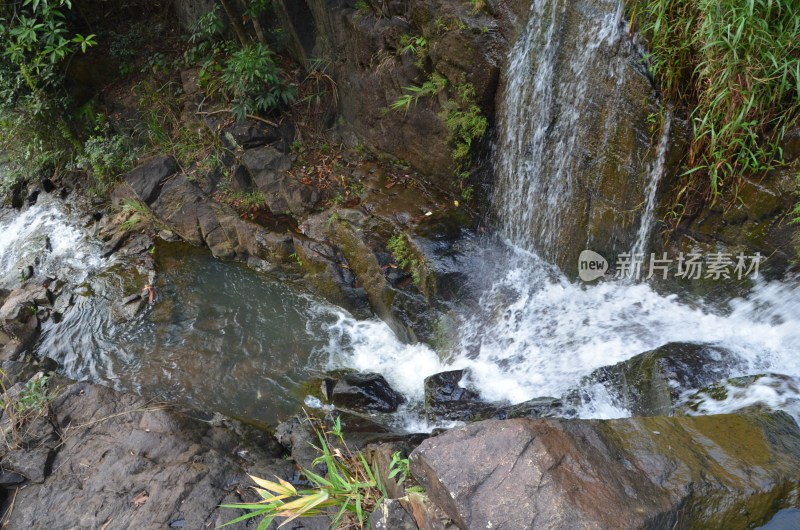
[627,0,800,204]
[221,417,383,529]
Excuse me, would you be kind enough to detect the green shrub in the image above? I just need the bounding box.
[440,81,487,169]
[389,72,448,113]
[76,132,137,192]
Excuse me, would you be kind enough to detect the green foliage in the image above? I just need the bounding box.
[0,98,72,196]
[0,0,96,94]
[468,0,488,15]
[390,73,448,113]
[388,233,422,286]
[76,131,137,192]
[627,0,800,199]
[221,416,382,529]
[0,0,95,197]
[398,33,428,68]
[134,79,223,174]
[388,451,410,486]
[440,81,487,168]
[13,374,51,415]
[120,199,154,231]
[185,7,296,122]
[219,42,296,121]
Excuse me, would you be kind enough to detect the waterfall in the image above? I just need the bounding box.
[494,0,653,270]
[630,110,672,257]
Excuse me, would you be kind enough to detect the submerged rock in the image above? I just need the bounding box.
[424,370,565,423]
[410,413,800,530]
[679,373,800,419]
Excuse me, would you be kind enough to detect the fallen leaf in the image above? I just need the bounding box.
[132,491,149,508]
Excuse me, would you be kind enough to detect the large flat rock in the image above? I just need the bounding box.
[410,414,800,529]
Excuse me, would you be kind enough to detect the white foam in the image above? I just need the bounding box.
[0,195,104,285]
[323,246,800,419]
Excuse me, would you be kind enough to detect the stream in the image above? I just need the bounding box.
[1,194,798,430]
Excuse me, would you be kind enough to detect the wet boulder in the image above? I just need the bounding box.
[423,370,489,422]
[576,342,742,416]
[425,370,566,423]
[328,372,406,413]
[292,237,372,318]
[411,413,800,530]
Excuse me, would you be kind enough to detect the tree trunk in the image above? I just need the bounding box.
[219,0,250,47]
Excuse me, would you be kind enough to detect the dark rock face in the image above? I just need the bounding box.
[124,155,179,205]
[370,498,419,530]
[240,146,320,216]
[221,119,294,151]
[330,372,407,413]
[273,0,504,181]
[577,342,741,416]
[0,380,301,529]
[410,414,800,530]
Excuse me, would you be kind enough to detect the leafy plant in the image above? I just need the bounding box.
[387,451,410,486]
[468,0,488,15]
[626,0,800,205]
[389,73,448,113]
[398,33,428,68]
[218,42,297,121]
[120,199,155,231]
[0,0,96,196]
[387,233,423,286]
[440,81,487,168]
[0,0,96,95]
[221,416,383,529]
[76,131,137,193]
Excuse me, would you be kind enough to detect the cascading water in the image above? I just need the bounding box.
[0,194,105,285]
[630,109,672,257]
[493,0,646,267]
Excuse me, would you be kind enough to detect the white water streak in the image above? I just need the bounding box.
[631,110,672,257]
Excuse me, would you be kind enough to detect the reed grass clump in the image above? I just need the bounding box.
[627,0,799,201]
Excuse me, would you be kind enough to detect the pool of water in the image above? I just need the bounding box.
[36,242,349,425]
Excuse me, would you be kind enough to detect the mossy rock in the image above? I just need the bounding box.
[678,373,800,416]
[577,342,743,416]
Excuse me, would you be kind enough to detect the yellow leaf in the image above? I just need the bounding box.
[277,476,297,496]
[249,475,291,495]
[277,492,330,528]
